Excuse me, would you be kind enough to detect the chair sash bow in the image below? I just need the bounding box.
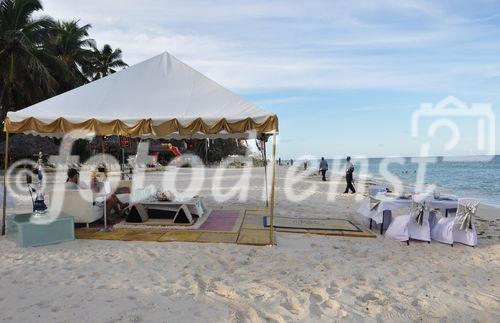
[411,201,428,225]
[456,203,477,231]
[369,198,381,211]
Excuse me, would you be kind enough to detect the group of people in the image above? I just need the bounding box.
[319,156,356,194]
[277,158,294,166]
[66,167,129,217]
[63,156,356,224]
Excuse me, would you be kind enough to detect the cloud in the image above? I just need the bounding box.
[39,0,500,95]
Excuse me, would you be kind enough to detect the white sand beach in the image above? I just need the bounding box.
[1,167,499,322]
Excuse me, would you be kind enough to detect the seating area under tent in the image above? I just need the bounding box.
[2,52,279,245]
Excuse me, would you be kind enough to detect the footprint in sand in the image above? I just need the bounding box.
[356,292,379,303]
[281,293,303,315]
[128,315,142,323]
[307,287,345,318]
[326,281,341,297]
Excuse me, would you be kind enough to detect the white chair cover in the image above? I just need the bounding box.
[384,193,418,243]
[408,195,432,242]
[431,214,455,245]
[452,198,479,246]
[385,214,410,242]
[357,196,381,222]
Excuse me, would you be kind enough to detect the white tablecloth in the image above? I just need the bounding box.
[358,194,458,224]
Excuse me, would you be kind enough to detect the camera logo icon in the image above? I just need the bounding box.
[411,96,495,161]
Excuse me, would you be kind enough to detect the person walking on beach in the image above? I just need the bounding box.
[344,156,356,193]
[319,157,328,181]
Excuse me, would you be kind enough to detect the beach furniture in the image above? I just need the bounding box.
[49,190,103,228]
[126,203,195,225]
[125,197,207,226]
[431,198,479,247]
[385,194,432,244]
[384,213,410,243]
[407,194,433,243]
[364,186,390,233]
[7,213,74,247]
[359,193,458,234]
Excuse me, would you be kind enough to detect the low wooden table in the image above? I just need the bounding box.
[7,213,75,247]
[138,197,208,217]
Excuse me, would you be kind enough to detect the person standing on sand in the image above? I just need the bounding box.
[319,157,328,181]
[344,156,356,193]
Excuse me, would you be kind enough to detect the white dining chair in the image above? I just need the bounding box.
[430,212,454,246]
[386,194,432,244]
[453,198,479,247]
[384,213,410,244]
[408,194,433,243]
[431,198,479,247]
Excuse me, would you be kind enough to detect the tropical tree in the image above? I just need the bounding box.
[86,43,128,80]
[45,19,94,91]
[0,0,65,121]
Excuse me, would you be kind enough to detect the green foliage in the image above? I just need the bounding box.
[0,0,63,120]
[0,0,127,120]
[86,43,128,80]
[44,19,95,90]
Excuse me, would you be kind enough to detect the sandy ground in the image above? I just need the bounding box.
[0,166,499,322]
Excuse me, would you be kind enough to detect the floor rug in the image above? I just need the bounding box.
[263,216,362,232]
[198,210,243,232]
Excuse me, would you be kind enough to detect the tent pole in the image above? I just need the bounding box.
[263,139,269,208]
[269,132,277,245]
[2,131,9,236]
[205,139,208,165]
[101,137,106,165]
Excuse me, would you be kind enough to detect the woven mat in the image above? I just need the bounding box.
[264,216,362,232]
[113,209,244,232]
[75,210,249,243]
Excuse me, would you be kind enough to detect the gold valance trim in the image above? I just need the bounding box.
[3,115,278,137]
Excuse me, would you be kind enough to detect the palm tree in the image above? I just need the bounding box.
[86,43,128,80]
[45,19,94,90]
[0,0,64,121]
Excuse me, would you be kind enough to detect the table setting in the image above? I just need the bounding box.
[359,191,459,226]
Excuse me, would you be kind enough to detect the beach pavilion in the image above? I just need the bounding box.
[2,52,279,243]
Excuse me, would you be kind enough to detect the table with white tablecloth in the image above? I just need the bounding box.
[358,194,458,233]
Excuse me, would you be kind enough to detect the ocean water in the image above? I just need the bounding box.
[317,156,500,206]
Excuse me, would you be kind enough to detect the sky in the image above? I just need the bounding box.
[40,0,500,159]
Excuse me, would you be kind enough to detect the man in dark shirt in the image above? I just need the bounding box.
[343,156,356,193]
[319,157,328,181]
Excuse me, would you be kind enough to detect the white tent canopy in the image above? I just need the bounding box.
[2,52,279,243]
[5,52,278,139]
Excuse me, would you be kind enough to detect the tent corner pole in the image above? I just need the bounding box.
[2,130,9,236]
[263,139,269,208]
[101,136,106,165]
[269,132,277,245]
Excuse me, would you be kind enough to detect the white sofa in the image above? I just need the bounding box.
[49,188,131,227]
[49,190,103,227]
